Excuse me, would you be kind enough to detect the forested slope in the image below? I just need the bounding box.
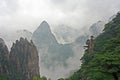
[67,12,120,80]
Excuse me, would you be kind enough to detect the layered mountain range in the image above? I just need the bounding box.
[31,20,105,79]
[0,18,106,80]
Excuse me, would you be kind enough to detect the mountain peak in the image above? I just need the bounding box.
[40,21,49,28]
[41,20,48,24]
[32,21,58,49]
[35,21,51,34]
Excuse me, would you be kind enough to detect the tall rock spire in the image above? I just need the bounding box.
[9,37,40,80]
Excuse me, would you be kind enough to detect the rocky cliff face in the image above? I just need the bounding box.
[9,37,40,80]
[0,38,9,76]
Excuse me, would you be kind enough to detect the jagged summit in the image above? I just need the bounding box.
[16,29,32,41]
[10,37,40,80]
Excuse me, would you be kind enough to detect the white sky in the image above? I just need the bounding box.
[0,0,120,32]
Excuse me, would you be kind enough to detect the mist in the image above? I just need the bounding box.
[0,0,120,80]
[0,0,120,32]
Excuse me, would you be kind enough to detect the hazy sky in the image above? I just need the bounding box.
[0,0,120,32]
[0,1,120,79]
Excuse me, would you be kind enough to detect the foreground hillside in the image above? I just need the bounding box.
[66,12,120,80]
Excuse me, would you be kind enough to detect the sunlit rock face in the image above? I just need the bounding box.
[9,37,40,80]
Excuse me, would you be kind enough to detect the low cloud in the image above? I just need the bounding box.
[0,0,120,79]
[0,0,120,32]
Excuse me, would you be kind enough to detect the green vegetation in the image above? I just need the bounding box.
[67,12,120,80]
[0,75,8,80]
[33,76,51,80]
